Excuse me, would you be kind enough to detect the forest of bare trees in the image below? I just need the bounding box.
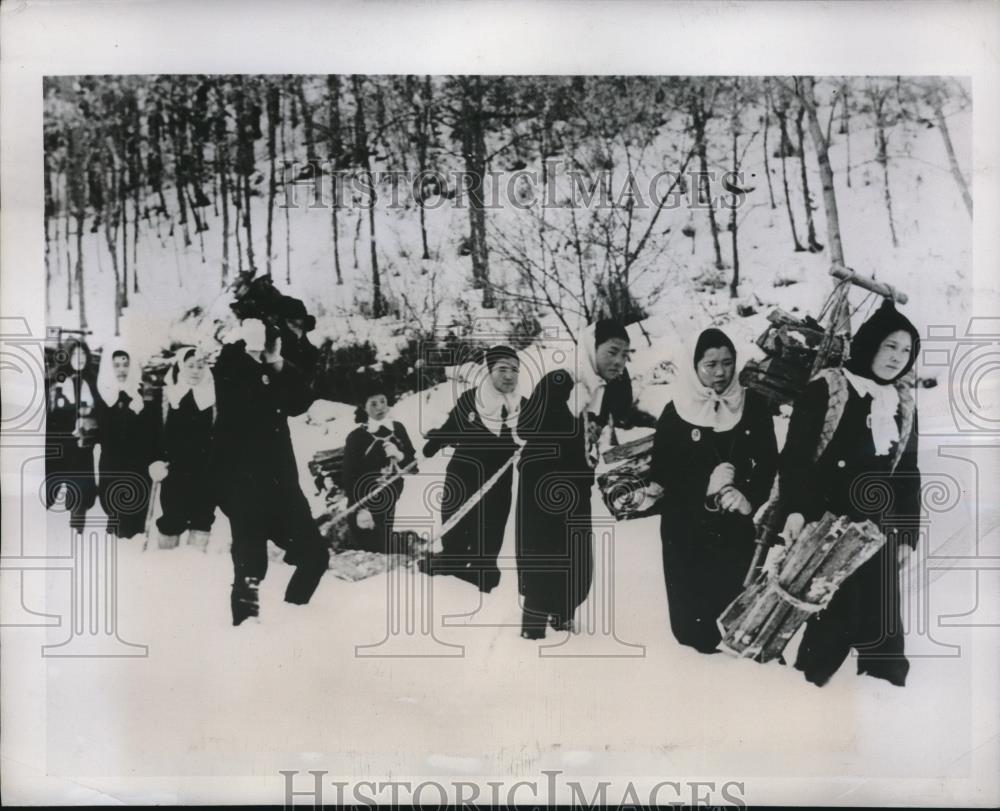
[43,75,971,339]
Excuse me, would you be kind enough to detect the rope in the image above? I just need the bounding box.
[766,574,827,614]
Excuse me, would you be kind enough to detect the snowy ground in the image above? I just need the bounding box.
[9,94,999,804]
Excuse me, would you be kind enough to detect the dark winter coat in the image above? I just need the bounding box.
[96,390,157,538]
[212,341,314,520]
[422,387,524,590]
[341,420,418,553]
[515,368,633,625]
[778,374,920,686]
[651,389,778,652]
[45,372,99,530]
[154,388,217,535]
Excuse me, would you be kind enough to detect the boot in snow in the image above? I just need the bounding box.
[232,577,261,626]
[158,531,180,550]
[187,529,211,552]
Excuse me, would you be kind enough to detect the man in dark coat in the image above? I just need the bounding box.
[779,299,921,686]
[420,344,525,593]
[212,319,329,626]
[515,320,633,639]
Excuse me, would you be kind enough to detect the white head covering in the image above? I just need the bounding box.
[165,346,216,411]
[97,341,144,414]
[568,324,609,418]
[671,332,745,431]
[843,369,901,456]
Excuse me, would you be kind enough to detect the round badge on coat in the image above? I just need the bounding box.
[691,428,701,442]
[866,414,872,429]
[262,374,270,386]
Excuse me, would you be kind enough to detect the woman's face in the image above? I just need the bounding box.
[489,359,519,394]
[871,330,912,381]
[179,354,205,387]
[69,346,87,371]
[112,353,131,383]
[365,394,389,421]
[696,346,736,394]
[595,338,630,381]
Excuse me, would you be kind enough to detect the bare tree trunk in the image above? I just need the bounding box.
[729,113,740,298]
[64,175,73,310]
[691,91,725,269]
[774,105,805,252]
[214,84,231,285]
[795,104,823,252]
[873,97,899,247]
[120,166,130,307]
[932,96,973,217]
[800,76,846,268]
[841,83,852,188]
[326,74,344,284]
[281,88,292,285]
[265,80,279,278]
[762,80,777,210]
[459,76,494,308]
[235,80,257,274]
[352,75,384,317]
[75,212,87,330]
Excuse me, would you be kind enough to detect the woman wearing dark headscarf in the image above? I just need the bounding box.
[650,328,778,654]
[779,299,921,687]
[341,382,418,554]
[420,345,525,592]
[45,339,99,533]
[515,319,634,639]
[149,346,217,549]
[95,343,157,539]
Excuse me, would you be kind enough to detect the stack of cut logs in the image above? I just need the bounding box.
[739,309,846,407]
[718,512,885,662]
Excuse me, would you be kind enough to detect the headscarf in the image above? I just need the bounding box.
[671,327,745,431]
[97,342,144,414]
[846,298,921,383]
[569,319,630,418]
[51,339,96,410]
[843,300,921,455]
[164,346,216,411]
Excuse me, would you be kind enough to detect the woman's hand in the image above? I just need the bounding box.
[383,441,404,463]
[781,512,805,542]
[148,460,170,482]
[718,485,752,515]
[706,462,736,496]
[356,508,375,530]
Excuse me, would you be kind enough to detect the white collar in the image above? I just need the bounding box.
[569,333,608,417]
[366,418,394,435]
[474,379,520,436]
[843,369,900,456]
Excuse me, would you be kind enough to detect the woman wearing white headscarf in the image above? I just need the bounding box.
[148,346,217,549]
[95,342,156,539]
[515,319,634,639]
[650,328,778,654]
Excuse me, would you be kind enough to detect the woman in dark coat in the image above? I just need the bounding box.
[420,345,525,593]
[45,339,99,534]
[779,299,921,687]
[516,319,634,639]
[341,382,418,554]
[95,343,157,539]
[212,320,330,625]
[650,328,779,654]
[149,346,217,549]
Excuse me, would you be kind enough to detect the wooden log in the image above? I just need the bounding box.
[830,264,908,304]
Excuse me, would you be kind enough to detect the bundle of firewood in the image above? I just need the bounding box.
[739,308,846,407]
[596,433,662,520]
[718,512,885,662]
